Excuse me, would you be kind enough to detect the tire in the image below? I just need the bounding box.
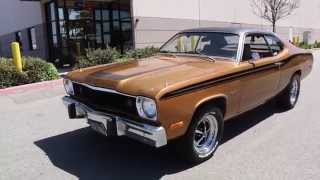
[277,74,301,110]
[176,106,224,163]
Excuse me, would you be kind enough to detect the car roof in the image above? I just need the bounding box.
[180,27,274,35]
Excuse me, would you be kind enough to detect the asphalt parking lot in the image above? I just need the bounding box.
[0,51,319,180]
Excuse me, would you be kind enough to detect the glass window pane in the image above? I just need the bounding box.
[95,10,101,20]
[264,35,283,54]
[96,23,101,35]
[96,35,102,44]
[102,10,109,20]
[15,31,22,41]
[59,21,66,34]
[112,10,119,20]
[113,21,120,31]
[103,22,110,33]
[244,35,272,59]
[121,22,131,32]
[69,9,80,20]
[52,35,58,46]
[120,10,130,21]
[50,3,56,21]
[61,36,68,47]
[29,28,37,50]
[58,8,64,20]
[104,34,111,46]
[51,22,57,35]
[160,32,239,59]
[15,31,23,49]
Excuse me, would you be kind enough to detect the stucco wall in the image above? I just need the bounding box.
[132,0,320,48]
[0,0,47,59]
[0,0,43,36]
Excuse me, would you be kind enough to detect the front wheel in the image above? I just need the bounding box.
[277,74,301,110]
[176,106,224,163]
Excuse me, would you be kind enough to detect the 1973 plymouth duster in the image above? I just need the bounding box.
[62,27,313,163]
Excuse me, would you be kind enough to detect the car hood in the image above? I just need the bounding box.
[66,55,235,99]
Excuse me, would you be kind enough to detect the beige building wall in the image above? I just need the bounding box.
[132,0,320,48]
[0,0,43,36]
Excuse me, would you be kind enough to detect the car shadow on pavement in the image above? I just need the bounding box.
[34,100,285,180]
[222,99,285,143]
[34,128,192,180]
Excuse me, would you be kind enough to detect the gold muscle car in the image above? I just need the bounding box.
[62,27,313,163]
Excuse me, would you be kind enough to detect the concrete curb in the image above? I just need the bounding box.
[0,79,63,95]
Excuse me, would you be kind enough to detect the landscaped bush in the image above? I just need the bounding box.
[298,42,313,49]
[0,57,59,89]
[314,40,320,48]
[296,41,320,49]
[0,59,29,88]
[75,48,122,69]
[23,57,59,83]
[124,47,159,59]
[74,47,159,69]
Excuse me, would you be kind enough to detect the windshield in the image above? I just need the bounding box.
[160,32,240,60]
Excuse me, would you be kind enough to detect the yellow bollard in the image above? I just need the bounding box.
[11,42,23,73]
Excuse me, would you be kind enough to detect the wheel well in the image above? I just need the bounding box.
[195,97,226,118]
[294,70,302,76]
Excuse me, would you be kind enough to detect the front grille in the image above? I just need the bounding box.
[72,83,138,119]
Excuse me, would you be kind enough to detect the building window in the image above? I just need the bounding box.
[28,27,38,50]
[15,31,23,51]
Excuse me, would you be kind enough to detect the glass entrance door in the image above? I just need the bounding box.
[45,0,133,66]
[94,8,111,48]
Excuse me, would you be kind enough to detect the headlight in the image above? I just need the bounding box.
[136,96,157,120]
[63,79,74,95]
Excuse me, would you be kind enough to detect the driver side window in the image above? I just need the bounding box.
[242,34,273,61]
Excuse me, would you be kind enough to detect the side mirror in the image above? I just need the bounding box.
[248,58,255,64]
[248,58,257,67]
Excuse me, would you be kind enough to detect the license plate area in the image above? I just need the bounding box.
[87,113,117,136]
[88,119,107,136]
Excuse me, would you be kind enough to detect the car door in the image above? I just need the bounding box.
[239,33,281,112]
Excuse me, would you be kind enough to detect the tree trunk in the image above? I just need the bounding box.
[272,22,276,33]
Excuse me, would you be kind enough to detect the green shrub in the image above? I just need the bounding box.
[75,48,122,69]
[23,57,59,83]
[314,40,320,48]
[298,42,312,49]
[74,47,159,69]
[0,57,59,88]
[125,47,159,59]
[0,59,29,88]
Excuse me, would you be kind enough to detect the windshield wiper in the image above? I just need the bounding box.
[158,50,177,58]
[191,51,216,62]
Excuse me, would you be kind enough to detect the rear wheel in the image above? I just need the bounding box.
[277,74,301,110]
[176,106,224,163]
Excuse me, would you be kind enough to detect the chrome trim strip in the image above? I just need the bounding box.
[71,81,136,98]
[236,31,280,65]
[236,32,246,64]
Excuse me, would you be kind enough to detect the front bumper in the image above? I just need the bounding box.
[62,96,167,147]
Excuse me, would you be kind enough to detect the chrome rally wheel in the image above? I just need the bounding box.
[289,76,299,106]
[176,106,223,163]
[193,113,219,158]
[277,73,301,110]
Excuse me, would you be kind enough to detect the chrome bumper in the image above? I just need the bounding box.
[62,96,167,147]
